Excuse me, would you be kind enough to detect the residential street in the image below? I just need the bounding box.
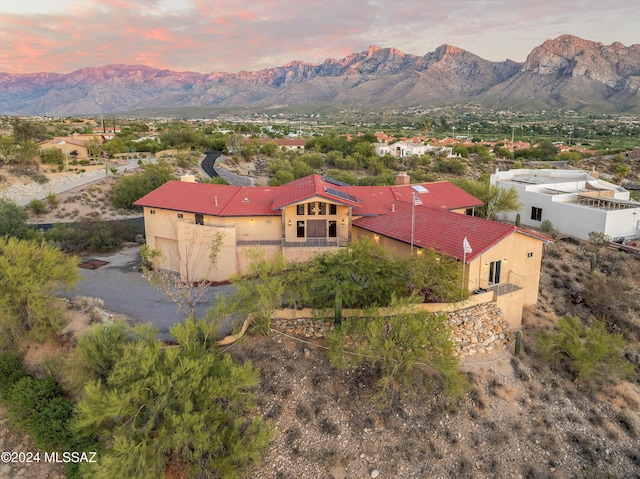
[58,246,236,340]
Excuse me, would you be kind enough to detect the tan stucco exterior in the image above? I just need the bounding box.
[139,179,548,328]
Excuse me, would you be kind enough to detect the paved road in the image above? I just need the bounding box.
[59,246,236,340]
[15,157,155,207]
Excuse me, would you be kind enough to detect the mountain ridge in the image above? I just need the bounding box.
[1,35,638,116]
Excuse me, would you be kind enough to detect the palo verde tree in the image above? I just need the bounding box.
[73,319,272,479]
[452,177,521,220]
[0,237,80,347]
[327,297,467,406]
[537,316,634,383]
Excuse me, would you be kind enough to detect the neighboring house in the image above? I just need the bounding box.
[374,140,454,158]
[491,168,640,241]
[374,140,427,157]
[38,133,106,160]
[134,173,551,326]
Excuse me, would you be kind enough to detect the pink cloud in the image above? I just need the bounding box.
[0,0,637,74]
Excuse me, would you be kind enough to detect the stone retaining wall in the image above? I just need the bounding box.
[270,301,513,357]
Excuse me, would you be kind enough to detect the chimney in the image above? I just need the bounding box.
[180,174,196,183]
[395,172,410,185]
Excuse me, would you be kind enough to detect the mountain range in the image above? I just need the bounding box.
[1,35,639,117]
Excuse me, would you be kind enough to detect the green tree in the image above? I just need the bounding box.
[452,178,521,219]
[14,140,39,164]
[110,160,175,209]
[102,137,126,157]
[40,148,65,165]
[230,251,287,335]
[0,237,80,346]
[405,249,467,303]
[327,298,466,405]
[282,239,407,309]
[73,319,272,479]
[537,316,634,383]
[0,198,29,239]
[64,321,131,394]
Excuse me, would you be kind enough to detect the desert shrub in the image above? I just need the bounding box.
[29,198,46,215]
[587,231,610,253]
[110,160,175,209]
[46,191,58,207]
[537,316,634,383]
[45,217,143,253]
[435,158,466,175]
[30,171,49,184]
[40,148,64,165]
[327,299,467,406]
[540,219,558,238]
[6,375,73,450]
[0,352,27,398]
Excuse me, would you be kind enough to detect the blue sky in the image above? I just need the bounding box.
[1,0,638,73]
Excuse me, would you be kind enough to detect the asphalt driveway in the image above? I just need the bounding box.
[59,245,236,340]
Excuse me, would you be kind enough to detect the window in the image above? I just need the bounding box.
[177,213,183,219]
[307,202,316,215]
[296,204,305,215]
[465,207,474,216]
[488,260,502,285]
[318,202,326,215]
[527,251,534,259]
[329,204,337,215]
[296,221,305,238]
[328,221,337,238]
[531,207,542,221]
[150,210,156,215]
[195,214,204,225]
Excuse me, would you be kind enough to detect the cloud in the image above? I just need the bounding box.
[0,0,637,73]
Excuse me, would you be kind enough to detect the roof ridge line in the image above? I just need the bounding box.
[219,185,247,216]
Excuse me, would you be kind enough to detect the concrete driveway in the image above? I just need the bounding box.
[59,245,236,340]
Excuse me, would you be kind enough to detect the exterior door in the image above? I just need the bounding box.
[307,219,326,238]
[489,260,502,285]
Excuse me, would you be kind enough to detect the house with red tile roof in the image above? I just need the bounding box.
[134,173,551,326]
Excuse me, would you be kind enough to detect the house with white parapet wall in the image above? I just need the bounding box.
[491,168,640,241]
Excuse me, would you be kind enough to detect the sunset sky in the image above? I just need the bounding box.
[1,0,638,74]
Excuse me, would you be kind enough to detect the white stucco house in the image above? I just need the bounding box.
[374,140,454,158]
[491,168,640,241]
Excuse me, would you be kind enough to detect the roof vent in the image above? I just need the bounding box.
[243,197,249,202]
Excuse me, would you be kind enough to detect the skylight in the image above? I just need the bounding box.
[411,185,429,193]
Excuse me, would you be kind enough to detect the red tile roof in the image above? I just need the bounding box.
[353,202,551,262]
[133,181,282,216]
[134,174,483,218]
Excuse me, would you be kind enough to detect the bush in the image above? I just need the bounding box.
[540,219,558,238]
[46,191,58,207]
[6,375,73,450]
[29,198,47,215]
[537,316,634,383]
[0,352,27,399]
[110,160,175,209]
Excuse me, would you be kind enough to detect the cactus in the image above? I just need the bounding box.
[514,330,523,356]
[515,213,521,227]
[590,253,597,274]
[334,289,342,325]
